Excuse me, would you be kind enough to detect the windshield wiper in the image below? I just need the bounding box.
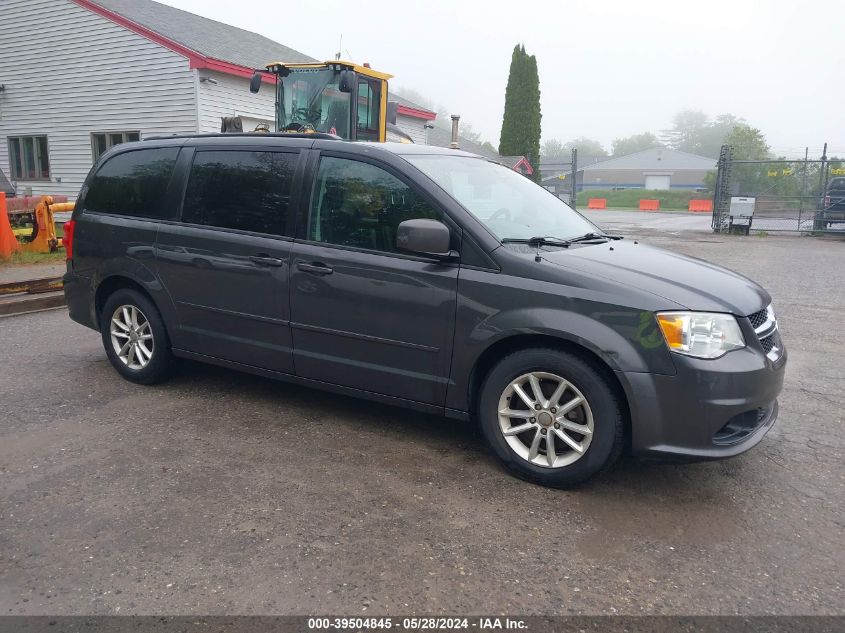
[501,232,623,248]
[566,231,624,244]
[501,236,573,247]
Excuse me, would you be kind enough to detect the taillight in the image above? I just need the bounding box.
[63,219,75,260]
[824,195,831,208]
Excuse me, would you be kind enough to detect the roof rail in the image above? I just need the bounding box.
[144,132,344,141]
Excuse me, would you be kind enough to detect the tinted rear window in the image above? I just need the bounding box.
[182,150,298,236]
[84,148,178,218]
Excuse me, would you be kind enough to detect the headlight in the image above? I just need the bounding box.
[656,312,745,359]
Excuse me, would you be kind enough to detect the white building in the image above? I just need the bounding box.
[0,0,436,199]
[390,95,436,145]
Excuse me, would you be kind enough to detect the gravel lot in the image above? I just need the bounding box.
[1,213,843,615]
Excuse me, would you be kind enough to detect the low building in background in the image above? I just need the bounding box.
[538,155,607,183]
[542,148,715,197]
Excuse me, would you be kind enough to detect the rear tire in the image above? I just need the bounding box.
[100,288,173,385]
[478,348,624,487]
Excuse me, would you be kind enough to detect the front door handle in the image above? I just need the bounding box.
[250,254,284,267]
[297,261,334,276]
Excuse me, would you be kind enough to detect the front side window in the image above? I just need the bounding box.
[182,150,297,236]
[92,131,141,161]
[84,148,178,218]
[406,154,597,242]
[309,157,442,253]
[8,136,50,180]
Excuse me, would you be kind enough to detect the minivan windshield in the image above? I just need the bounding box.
[406,154,598,242]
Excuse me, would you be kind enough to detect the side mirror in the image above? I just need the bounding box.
[249,71,263,94]
[396,219,456,260]
[339,70,355,93]
[386,101,398,125]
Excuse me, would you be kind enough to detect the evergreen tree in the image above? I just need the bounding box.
[499,44,542,181]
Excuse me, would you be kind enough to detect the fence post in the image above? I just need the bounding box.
[712,148,722,231]
[798,147,808,231]
[814,143,829,232]
[569,147,578,210]
[712,144,733,232]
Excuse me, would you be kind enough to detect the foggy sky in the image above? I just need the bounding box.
[159,0,843,157]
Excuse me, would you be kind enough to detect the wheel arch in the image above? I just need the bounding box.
[468,333,632,448]
[94,275,164,332]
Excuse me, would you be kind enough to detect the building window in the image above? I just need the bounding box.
[8,136,50,180]
[91,131,141,160]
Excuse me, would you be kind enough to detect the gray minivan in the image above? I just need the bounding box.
[63,134,786,487]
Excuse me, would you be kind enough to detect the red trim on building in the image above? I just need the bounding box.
[396,104,437,120]
[200,58,273,81]
[71,0,275,83]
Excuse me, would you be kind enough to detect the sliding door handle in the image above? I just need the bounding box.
[250,254,284,267]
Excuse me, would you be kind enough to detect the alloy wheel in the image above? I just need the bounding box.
[497,371,594,468]
[110,304,154,370]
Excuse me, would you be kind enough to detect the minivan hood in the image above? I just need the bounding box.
[539,240,769,315]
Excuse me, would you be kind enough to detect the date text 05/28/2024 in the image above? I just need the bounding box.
[307,617,527,630]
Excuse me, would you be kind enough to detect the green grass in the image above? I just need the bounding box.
[1,249,66,266]
[11,223,63,238]
[2,220,68,265]
[576,189,710,211]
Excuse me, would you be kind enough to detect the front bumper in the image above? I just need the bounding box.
[622,344,786,461]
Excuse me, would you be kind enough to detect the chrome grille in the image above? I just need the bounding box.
[747,304,782,361]
[760,330,780,354]
[748,308,768,330]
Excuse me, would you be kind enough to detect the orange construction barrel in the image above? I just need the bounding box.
[0,192,22,259]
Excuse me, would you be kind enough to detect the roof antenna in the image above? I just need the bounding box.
[335,34,342,61]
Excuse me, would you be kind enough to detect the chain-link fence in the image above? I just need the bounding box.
[712,145,845,234]
[541,148,578,209]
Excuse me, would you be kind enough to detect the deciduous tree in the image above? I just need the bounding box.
[662,110,746,158]
[611,132,662,156]
[562,137,608,158]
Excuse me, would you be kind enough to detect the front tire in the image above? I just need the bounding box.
[100,288,173,385]
[478,348,624,487]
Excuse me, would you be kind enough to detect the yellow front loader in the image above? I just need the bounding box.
[11,196,72,253]
[248,60,412,143]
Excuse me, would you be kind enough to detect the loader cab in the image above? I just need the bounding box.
[251,61,392,142]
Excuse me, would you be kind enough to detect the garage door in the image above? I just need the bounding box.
[645,175,671,190]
